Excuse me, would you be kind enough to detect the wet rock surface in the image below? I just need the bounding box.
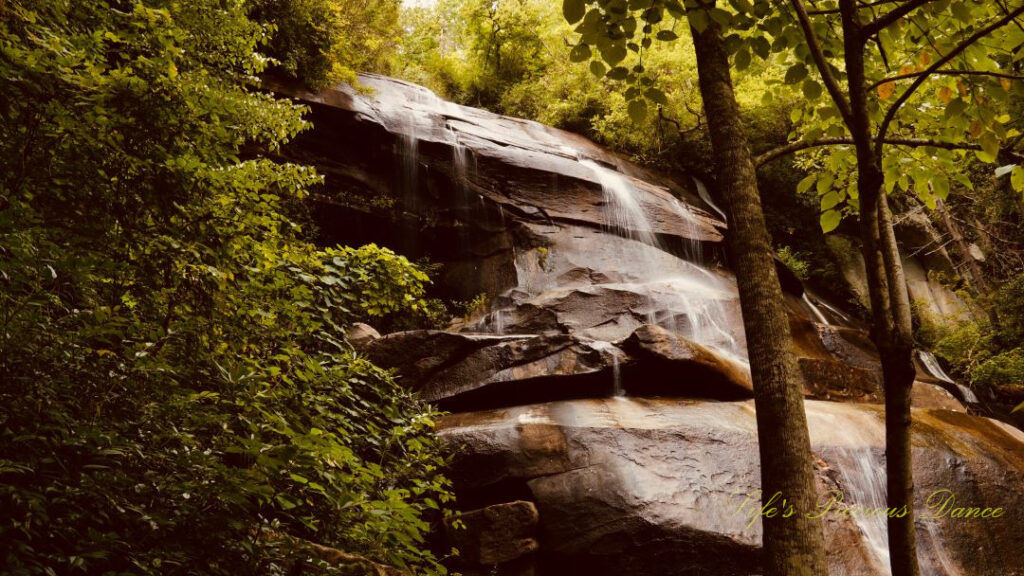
[440,400,1024,576]
[275,74,1024,576]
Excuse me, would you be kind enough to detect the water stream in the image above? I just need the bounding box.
[693,177,727,221]
[802,293,831,326]
[356,75,976,576]
[577,156,745,362]
[918,350,977,403]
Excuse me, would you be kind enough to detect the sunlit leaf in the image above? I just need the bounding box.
[820,209,842,233]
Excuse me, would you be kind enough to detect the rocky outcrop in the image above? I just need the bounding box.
[441,400,1024,576]
[618,324,753,399]
[276,74,1024,576]
[364,331,625,409]
[345,322,380,350]
[446,500,539,573]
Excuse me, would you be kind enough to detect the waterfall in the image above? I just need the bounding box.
[818,297,852,325]
[450,127,469,184]
[802,293,831,325]
[577,156,745,362]
[693,177,727,221]
[917,350,978,404]
[834,447,892,572]
[818,408,966,576]
[917,350,955,384]
[669,196,708,265]
[580,159,660,247]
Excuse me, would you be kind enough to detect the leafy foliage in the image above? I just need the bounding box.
[933,272,1024,415]
[249,0,402,88]
[551,0,1023,232]
[0,1,452,574]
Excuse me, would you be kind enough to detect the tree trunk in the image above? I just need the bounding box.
[875,188,921,576]
[937,198,989,295]
[839,2,921,574]
[688,5,829,575]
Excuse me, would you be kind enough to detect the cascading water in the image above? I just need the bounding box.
[693,177,727,221]
[576,156,745,363]
[818,297,852,325]
[802,293,831,325]
[918,350,955,384]
[818,408,966,576]
[918,350,978,404]
[448,123,474,195]
[579,159,660,247]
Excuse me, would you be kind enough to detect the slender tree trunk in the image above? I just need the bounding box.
[689,5,829,575]
[839,2,921,574]
[937,198,990,295]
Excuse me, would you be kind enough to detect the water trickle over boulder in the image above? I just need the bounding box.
[273,74,1024,576]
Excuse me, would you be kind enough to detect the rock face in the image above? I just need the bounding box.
[441,400,1024,576]
[445,500,539,571]
[275,74,1024,575]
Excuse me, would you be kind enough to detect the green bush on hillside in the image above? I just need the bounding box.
[0,1,452,574]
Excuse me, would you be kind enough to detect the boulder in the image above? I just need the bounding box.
[363,331,626,408]
[272,73,1024,575]
[346,322,380,350]
[445,501,539,565]
[439,399,1024,576]
[618,324,753,399]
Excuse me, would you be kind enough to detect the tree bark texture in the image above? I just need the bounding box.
[839,2,921,574]
[688,5,830,575]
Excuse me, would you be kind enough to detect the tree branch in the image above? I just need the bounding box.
[754,136,987,166]
[867,69,1024,91]
[875,4,1024,156]
[861,0,938,37]
[790,0,855,124]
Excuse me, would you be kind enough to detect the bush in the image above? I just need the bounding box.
[777,246,812,281]
[995,272,1024,346]
[972,348,1024,392]
[0,2,452,574]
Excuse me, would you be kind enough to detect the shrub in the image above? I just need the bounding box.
[0,2,452,573]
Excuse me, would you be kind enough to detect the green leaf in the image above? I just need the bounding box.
[979,132,999,162]
[709,8,733,26]
[689,9,710,34]
[656,30,679,41]
[951,0,972,22]
[797,174,816,194]
[628,98,649,123]
[820,209,842,233]
[820,190,843,211]
[752,36,771,59]
[816,173,835,194]
[606,66,629,80]
[917,185,937,209]
[944,98,968,118]
[802,79,822,99]
[564,0,586,24]
[1011,166,1024,193]
[644,87,669,105]
[600,42,628,65]
[590,60,607,77]
[932,174,950,200]
[785,64,808,84]
[735,48,751,71]
[570,43,592,62]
